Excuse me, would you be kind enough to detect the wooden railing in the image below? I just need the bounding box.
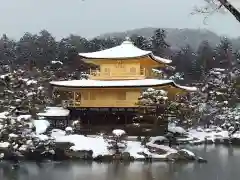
[89,68,148,79]
[62,100,81,108]
[61,99,138,108]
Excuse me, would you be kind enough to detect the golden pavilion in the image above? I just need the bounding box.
[49,38,196,135]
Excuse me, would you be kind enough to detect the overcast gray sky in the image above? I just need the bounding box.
[0,0,240,39]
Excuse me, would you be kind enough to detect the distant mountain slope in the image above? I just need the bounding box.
[98,27,237,50]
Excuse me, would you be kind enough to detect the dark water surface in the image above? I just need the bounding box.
[1,145,240,180]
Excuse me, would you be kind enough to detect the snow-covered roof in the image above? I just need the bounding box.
[79,40,172,64]
[37,107,70,117]
[50,79,197,91]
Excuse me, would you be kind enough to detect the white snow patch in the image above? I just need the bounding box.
[17,115,32,121]
[188,128,229,142]
[0,142,10,148]
[19,145,28,151]
[152,69,162,74]
[181,149,195,157]
[112,129,126,137]
[38,86,44,90]
[51,129,66,137]
[146,141,178,154]
[65,127,73,132]
[36,134,49,141]
[9,133,18,138]
[150,136,168,142]
[57,135,109,157]
[26,80,37,86]
[0,73,10,79]
[27,92,36,97]
[33,120,50,134]
[38,107,70,117]
[168,124,186,134]
[0,112,8,119]
[51,60,63,65]
[52,130,176,159]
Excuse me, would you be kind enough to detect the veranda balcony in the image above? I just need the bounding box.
[89,68,154,80]
[61,99,139,108]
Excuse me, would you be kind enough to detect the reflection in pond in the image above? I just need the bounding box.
[0,145,240,180]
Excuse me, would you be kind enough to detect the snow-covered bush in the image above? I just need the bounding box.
[104,129,127,154]
[0,115,55,159]
[65,127,73,135]
[138,87,196,127]
[138,88,168,107]
[196,68,240,127]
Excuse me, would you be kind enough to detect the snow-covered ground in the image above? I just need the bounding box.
[0,106,237,162]
[168,124,231,144]
[0,109,237,161]
[50,128,178,160]
[187,127,229,143]
[0,110,201,161]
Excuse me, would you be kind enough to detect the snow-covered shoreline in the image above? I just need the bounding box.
[0,109,239,163]
[0,112,208,162]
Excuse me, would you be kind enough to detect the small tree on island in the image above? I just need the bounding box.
[104,129,127,157]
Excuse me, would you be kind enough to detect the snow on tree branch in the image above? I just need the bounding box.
[192,0,240,24]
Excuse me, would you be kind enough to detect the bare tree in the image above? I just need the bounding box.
[193,0,240,23]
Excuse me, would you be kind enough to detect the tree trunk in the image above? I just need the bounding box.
[218,0,240,23]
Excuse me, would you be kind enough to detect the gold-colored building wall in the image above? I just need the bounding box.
[57,85,187,108]
[59,88,141,108]
[88,57,161,80]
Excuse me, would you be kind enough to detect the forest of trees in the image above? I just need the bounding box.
[0,29,238,84]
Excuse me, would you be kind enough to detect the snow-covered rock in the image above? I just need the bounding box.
[112,129,126,137]
[17,115,32,122]
[168,124,186,134]
[187,127,229,143]
[0,142,10,148]
[33,120,50,134]
[0,112,9,119]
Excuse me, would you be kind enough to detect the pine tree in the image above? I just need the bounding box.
[151,29,169,57]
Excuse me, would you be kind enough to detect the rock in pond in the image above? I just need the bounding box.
[65,150,93,160]
[231,138,240,145]
[94,155,113,162]
[197,157,208,163]
[166,149,196,161]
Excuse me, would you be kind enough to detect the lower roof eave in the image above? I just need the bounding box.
[50,80,197,92]
[50,83,174,89]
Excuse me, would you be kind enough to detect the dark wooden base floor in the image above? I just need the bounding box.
[47,108,168,136]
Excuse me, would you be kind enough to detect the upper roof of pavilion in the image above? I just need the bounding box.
[78,37,172,65]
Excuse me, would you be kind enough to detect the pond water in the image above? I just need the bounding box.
[1,145,240,180]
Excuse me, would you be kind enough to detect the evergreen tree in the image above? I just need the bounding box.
[214,37,233,69]
[196,40,215,77]
[130,35,152,50]
[151,29,169,57]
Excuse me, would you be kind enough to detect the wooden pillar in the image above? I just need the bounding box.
[73,91,76,106]
[124,113,127,126]
[87,112,90,126]
[104,113,107,125]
